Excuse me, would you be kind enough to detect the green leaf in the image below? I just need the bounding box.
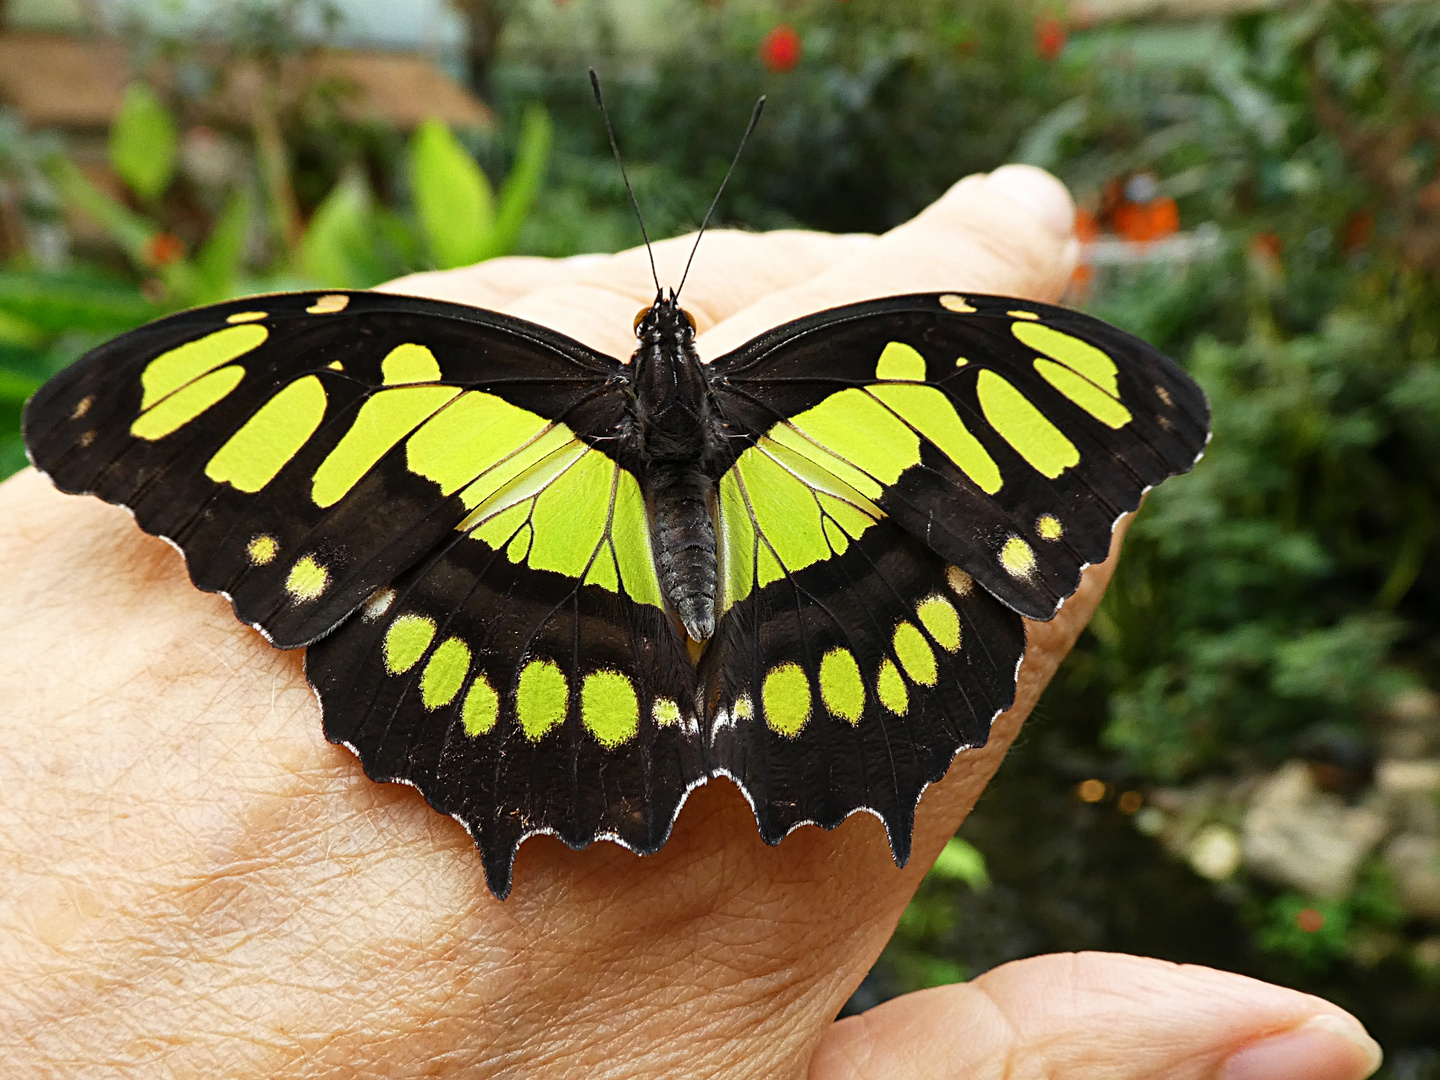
[0,366,42,403]
[194,192,253,302]
[409,119,495,270]
[109,83,179,201]
[926,837,990,891]
[0,309,44,349]
[43,155,199,302]
[490,106,553,259]
[300,172,388,288]
[0,270,154,335]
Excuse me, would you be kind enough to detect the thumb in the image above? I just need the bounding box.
[809,952,1382,1080]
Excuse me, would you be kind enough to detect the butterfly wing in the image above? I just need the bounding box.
[24,290,703,897]
[708,291,1210,621]
[22,290,630,646]
[700,291,1209,859]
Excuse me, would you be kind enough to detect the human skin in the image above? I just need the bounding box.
[0,166,1382,1080]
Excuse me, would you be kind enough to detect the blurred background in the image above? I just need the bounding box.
[0,0,1437,1068]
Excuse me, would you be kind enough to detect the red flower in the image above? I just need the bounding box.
[759,24,802,73]
[1074,206,1101,243]
[1340,208,1373,253]
[1113,196,1179,244]
[1250,231,1283,261]
[1294,907,1326,934]
[1034,13,1066,62]
[143,232,185,268]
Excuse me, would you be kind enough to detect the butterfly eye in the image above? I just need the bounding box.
[681,308,698,331]
[633,307,653,332]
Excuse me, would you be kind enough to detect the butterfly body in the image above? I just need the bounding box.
[624,292,726,641]
[22,285,1209,898]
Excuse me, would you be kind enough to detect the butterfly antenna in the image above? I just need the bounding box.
[675,95,765,302]
[589,68,660,294]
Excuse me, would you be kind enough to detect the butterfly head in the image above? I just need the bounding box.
[632,289,698,347]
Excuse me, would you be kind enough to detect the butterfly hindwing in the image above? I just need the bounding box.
[702,501,1024,860]
[709,292,1210,621]
[307,470,702,899]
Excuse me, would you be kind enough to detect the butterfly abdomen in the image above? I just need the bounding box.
[630,295,727,643]
[650,469,718,641]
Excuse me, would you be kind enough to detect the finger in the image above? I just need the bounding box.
[383,229,878,359]
[809,953,1383,1080]
[698,164,1078,358]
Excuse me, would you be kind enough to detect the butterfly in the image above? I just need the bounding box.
[21,278,1209,898]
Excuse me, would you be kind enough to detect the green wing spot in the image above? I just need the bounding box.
[868,383,1003,495]
[735,449,836,588]
[462,673,499,735]
[1034,359,1132,429]
[611,470,666,608]
[285,555,329,601]
[819,648,865,724]
[472,502,530,549]
[130,365,245,441]
[455,426,580,521]
[893,621,938,686]
[1037,514,1063,540]
[1008,310,1040,321]
[247,534,278,565]
[786,388,920,489]
[874,340,927,381]
[1013,321,1119,397]
[877,658,908,715]
[976,370,1079,479]
[917,595,961,652]
[384,614,436,675]
[528,450,612,579]
[767,420,884,500]
[517,659,568,741]
[205,375,327,492]
[1001,536,1037,579]
[421,637,471,710]
[733,694,754,721]
[581,670,640,747]
[312,385,460,507]
[139,324,268,410]
[226,311,267,323]
[717,470,756,612]
[762,662,812,737]
[407,391,550,495]
[653,698,682,727]
[381,342,443,385]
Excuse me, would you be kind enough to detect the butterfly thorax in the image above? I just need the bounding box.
[627,293,725,643]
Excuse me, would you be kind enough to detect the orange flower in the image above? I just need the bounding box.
[1034,13,1066,62]
[1113,196,1179,243]
[759,24,802,73]
[1294,907,1326,934]
[1074,205,1100,243]
[143,232,185,268]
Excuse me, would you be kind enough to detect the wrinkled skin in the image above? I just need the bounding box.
[0,166,1382,1080]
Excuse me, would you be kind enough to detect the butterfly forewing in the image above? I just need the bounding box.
[23,291,627,646]
[708,292,1210,620]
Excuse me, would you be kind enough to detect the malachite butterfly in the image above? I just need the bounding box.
[22,280,1209,898]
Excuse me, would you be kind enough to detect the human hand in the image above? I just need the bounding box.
[0,165,1381,1078]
